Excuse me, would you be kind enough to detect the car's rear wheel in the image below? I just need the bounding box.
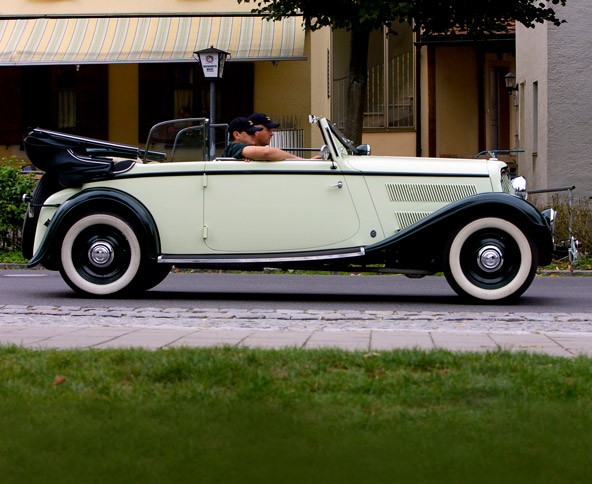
[59,213,142,296]
[444,217,538,303]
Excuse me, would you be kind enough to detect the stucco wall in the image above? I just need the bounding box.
[309,30,332,147]
[253,29,330,150]
[516,21,548,191]
[547,0,592,197]
[518,0,592,197]
[253,61,309,120]
[362,131,416,156]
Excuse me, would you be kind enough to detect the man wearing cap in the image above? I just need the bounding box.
[248,113,280,147]
[221,116,301,161]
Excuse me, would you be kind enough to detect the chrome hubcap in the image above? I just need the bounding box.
[477,245,504,272]
[88,241,114,267]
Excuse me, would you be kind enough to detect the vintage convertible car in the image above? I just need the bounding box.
[22,116,554,302]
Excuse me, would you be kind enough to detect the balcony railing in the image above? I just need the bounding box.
[268,114,307,158]
[332,51,414,130]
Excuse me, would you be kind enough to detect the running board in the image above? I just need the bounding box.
[158,247,365,265]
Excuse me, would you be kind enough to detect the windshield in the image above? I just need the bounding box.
[145,118,208,162]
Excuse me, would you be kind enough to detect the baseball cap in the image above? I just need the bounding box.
[248,113,280,129]
[227,117,262,135]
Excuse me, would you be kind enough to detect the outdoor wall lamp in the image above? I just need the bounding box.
[504,72,519,95]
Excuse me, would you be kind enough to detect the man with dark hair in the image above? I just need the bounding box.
[248,113,280,147]
[221,117,302,161]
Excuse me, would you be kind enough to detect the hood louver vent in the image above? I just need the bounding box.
[386,183,477,203]
[395,211,432,229]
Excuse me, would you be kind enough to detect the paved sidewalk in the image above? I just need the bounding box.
[1,304,592,357]
[1,324,592,357]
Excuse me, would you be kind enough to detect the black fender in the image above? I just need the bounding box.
[21,173,62,260]
[28,187,161,270]
[365,192,554,269]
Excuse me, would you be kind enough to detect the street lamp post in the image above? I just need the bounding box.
[193,46,230,159]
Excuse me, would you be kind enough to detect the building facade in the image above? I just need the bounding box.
[516,0,591,198]
[1,0,516,167]
[0,0,329,157]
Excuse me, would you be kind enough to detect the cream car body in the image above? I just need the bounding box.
[22,116,554,302]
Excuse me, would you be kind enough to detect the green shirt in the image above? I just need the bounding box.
[221,142,250,159]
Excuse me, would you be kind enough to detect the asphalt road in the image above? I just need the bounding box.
[1,269,591,314]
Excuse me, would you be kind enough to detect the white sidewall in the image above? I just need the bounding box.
[448,217,532,301]
[61,214,141,295]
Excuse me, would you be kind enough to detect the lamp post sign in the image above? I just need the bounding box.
[200,53,221,78]
[194,46,229,79]
[193,46,230,159]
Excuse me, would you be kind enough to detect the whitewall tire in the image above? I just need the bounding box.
[59,213,142,296]
[444,217,538,302]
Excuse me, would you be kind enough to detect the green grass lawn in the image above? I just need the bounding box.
[1,346,591,483]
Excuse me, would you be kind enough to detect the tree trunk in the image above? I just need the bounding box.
[344,28,371,145]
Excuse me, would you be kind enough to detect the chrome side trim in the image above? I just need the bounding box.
[158,247,365,265]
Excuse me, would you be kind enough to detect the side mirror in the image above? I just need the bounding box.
[356,144,371,156]
[320,145,331,161]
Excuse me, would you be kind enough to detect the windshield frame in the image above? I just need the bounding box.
[326,120,359,156]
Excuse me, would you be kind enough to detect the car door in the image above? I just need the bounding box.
[203,159,360,253]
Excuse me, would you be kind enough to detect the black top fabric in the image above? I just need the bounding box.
[24,130,135,188]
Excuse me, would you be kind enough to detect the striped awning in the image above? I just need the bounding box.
[0,16,306,65]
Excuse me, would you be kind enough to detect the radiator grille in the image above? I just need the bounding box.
[501,171,514,194]
[386,183,478,203]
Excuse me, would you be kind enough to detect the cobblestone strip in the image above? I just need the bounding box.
[0,305,591,333]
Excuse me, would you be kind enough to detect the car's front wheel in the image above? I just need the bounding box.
[59,213,143,296]
[444,217,538,303]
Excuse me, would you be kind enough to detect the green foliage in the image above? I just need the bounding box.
[0,249,28,264]
[0,165,37,250]
[0,154,25,169]
[238,0,567,34]
[540,194,592,263]
[560,196,591,262]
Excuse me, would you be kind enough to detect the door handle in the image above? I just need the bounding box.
[332,181,343,189]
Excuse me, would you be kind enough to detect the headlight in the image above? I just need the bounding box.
[511,176,527,199]
[542,208,556,232]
